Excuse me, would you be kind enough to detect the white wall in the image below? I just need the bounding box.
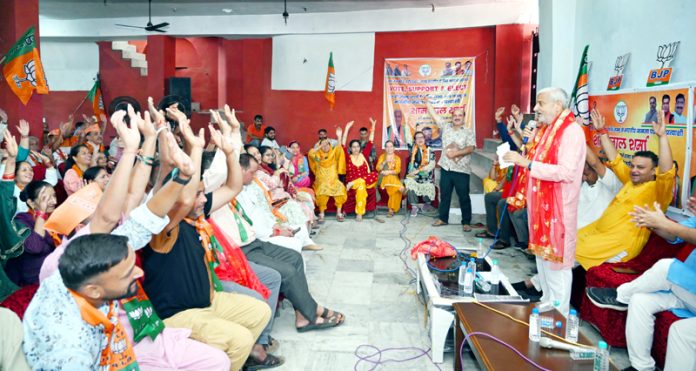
[41,41,99,91]
[40,1,538,38]
[538,0,696,94]
[271,34,374,92]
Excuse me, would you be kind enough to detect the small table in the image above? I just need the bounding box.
[453,302,619,370]
[416,251,522,363]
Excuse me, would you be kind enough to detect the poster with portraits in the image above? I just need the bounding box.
[588,86,692,209]
[382,57,475,150]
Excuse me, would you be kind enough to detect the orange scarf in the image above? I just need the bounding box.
[527,110,575,264]
[410,144,429,171]
[68,291,138,370]
[506,125,548,212]
[71,164,84,178]
[183,216,224,292]
[252,177,288,222]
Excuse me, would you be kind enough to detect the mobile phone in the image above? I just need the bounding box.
[611,266,640,275]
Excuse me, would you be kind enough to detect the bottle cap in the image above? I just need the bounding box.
[553,300,560,307]
[492,259,499,265]
[570,309,577,316]
[470,257,475,262]
[598,341,607,349]
[532,308,539,314]
[466,268,472,273]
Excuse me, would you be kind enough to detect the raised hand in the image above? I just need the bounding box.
[17,119,30,137]
[209,125,233,155]
[336,126,343,139]
[345,121,354,131]
[147,97,167,130]
[590,108,605,131]
[369,117,377,129]
[3,130,18,158]
[223,104,241,131]
[138,110,157,140]
[495,107,505,122]
[166,132,195,177]
[506,115,517,132]
[210,110,232,138]
[511,104,522,122]
[653,115,667,137]
[111,108,140,151]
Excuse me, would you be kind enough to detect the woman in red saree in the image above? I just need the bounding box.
[344,140,378,221]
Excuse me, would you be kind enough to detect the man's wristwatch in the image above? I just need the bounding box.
[527,161,533,171]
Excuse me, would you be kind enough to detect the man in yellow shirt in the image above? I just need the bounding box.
[575,109,675,269]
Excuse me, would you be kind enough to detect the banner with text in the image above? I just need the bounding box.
[383,57,475,150]
[588,87,691,208]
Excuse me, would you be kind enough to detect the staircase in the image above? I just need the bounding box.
[111,41,148,76]
[469,137,501,193]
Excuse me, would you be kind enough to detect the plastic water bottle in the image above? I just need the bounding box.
[463,268,474,296]
[566,309,579,343]
[477,238,486,261]
[467,258,477,278]
[529,308,541,342]
[458,262,467,296]
[593,341,609,371]
[490,259,501,295]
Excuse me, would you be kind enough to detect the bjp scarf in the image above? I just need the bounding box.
[252,177,288,223]
[526,110,575,264]
[183,216,225,292]
[208,210,271,299]
[68,291,139,370]
[506,125,548,212]
[119,282,165,343]
[411,145,429,171]
[71,164,84,178]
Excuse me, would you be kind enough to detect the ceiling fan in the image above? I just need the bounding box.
[115,0,170,33]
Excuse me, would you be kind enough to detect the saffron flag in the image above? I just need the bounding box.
[324,52,336,110]
[2,27,49,105]
[87,78,105,118]
[569,45,590,140]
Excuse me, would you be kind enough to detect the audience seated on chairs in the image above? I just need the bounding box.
[213,153,345,332]
[5,181,57,287]
[586,196,696,371]
[575,110,675,270]
[405,131,437,217]
[376,140,404,217]
[308,130,347,222]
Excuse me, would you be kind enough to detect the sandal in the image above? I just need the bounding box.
[474,231,494,239]
[262,337,280,354]
[432,219,448,227]
[471,222,485,228]
[462,224,472,232]
[387,210,394,218]
[320,307,345,323]
[296,314,343,333]
[317,214,325,224]
[245,353,284,370]
[336,213,345,222]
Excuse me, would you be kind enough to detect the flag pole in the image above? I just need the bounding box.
[70,75,99,117]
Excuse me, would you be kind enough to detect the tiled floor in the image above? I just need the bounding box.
[269,209,631,370]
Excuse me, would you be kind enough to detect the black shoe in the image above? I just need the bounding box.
[585,287,628,311]
[514,242,528,251]
[491,240,510,250]
[512,281,529,291]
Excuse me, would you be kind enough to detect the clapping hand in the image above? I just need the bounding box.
[167,107,205,149]
[111,107,140,152]
[511,104,522,123]
[209,125,234,155]
[166,132,195,178]
[223,104,241,131]
[147,97,167,130]
[3,130,18,158]
[629,202,667,229]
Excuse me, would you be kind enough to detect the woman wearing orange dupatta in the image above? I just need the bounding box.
[62,144,97,195]
[504,87,586,315]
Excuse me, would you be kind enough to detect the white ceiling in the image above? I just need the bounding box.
[39,0,523,19]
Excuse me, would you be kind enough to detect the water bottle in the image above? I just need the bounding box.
[458,262,467,296]
[566,309,579,343]
[477,238,486,261]
[490,259,501,295]
[529,308,541,342]
[467,258,477,278]
[463,268,474,296]
[593,341,609,371]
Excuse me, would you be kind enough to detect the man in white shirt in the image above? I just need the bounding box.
[260,127,280,149]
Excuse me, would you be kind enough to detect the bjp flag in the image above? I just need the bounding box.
[324,52,336,110]
[2,27,49,105]
[87,78,105,118]
[569,45,591,142]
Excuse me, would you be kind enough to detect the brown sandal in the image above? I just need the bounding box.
[336,213,345,222]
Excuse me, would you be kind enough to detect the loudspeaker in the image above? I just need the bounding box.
[166,77,191,113]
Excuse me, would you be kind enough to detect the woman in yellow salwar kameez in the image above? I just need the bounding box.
[308,130,347,223]
[376,140,404,217]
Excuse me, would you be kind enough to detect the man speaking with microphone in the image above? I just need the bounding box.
[503,87,586,315]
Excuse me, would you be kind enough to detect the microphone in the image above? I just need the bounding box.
[539,337,589,353]
[522,120,537,145]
